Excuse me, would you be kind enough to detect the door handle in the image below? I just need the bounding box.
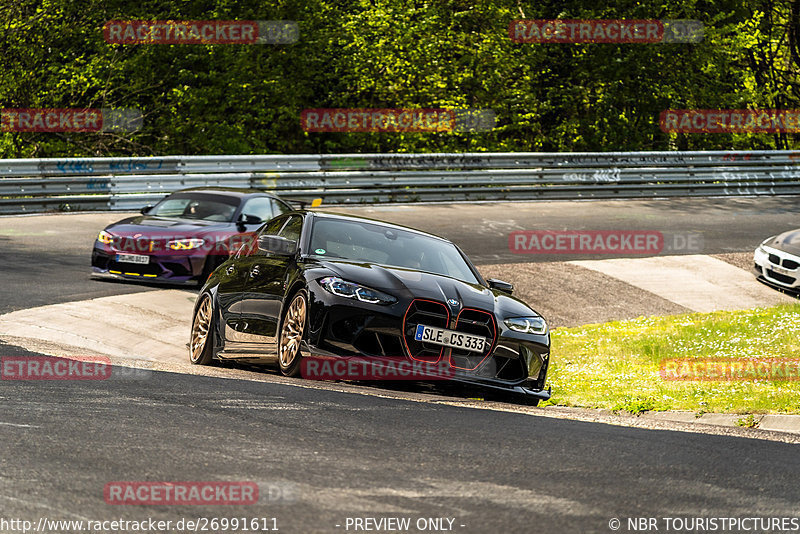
[226,265,235,275]
[249,266,260,277]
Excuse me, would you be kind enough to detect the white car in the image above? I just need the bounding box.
[754,231,800,291]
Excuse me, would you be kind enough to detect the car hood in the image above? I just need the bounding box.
[316,260,538,317]
[104,215,235,239]
[765,229,800,256]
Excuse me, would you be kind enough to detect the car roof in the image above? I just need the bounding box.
[299,210,452,243]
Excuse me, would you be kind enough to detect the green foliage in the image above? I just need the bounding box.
[735,414,759,427]
[612,395,664,416]
[549,303,800,414]
[1,0,800,156]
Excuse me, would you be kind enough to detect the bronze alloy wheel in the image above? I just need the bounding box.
[190,293,213,365]
[279,292,307,375]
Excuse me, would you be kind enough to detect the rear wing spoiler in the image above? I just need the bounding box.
[285,197,323,209]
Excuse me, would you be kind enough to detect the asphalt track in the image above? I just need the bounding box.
[1,197,800,533]
[2,196,800,314]
[3,368,800,534]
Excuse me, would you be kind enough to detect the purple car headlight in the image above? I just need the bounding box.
[319,277,396,305]
[167,238,206,251]
[97,230,115,245]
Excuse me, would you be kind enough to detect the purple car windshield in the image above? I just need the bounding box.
[150,194,238,222]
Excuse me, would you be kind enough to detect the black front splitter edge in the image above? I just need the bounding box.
[449,376,552,401]
[90,271,199,287]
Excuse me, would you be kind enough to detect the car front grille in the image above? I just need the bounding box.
[784,259,800,270]
[403,300,498,369]
[403,299,450,361]
[767,252,800,271]
[767,269,796,285]
[449,309,497,371]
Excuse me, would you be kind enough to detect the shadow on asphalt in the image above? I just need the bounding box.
[221,359,537,407]
[90,276,202,292]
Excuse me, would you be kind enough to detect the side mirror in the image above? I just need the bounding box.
[487,278,514,295]
[140,205,154,215]
[257,235,296,256]
[237,213,262,230]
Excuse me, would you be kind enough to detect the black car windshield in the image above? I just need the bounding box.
[309,218,479,284]
[149,193,239,222]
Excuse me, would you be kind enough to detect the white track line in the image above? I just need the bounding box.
[569,254,794,313]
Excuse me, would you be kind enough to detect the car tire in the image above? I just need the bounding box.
[189,293,215,365]
[278,289,308,377]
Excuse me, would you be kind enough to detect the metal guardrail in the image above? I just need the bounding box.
[1,151,799,214]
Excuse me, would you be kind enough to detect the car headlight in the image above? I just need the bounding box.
[319,276,396,305]
[97,230,115,245]
[167,238,206,250]
[504,316,548,335]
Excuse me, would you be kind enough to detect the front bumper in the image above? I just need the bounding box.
[455,377,553,400]
[304,344,552,400]
[304,288,551,395]
[753,246,800,291]
[91,246,207,285]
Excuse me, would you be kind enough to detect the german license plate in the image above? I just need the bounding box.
[116,253,149,264]
[414,324,486,353]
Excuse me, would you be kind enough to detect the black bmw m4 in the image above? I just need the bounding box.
[190,210,551,402]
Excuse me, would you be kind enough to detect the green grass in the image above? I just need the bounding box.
[548,303,800,415]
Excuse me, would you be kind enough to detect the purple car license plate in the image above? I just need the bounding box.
[116,253,149,265]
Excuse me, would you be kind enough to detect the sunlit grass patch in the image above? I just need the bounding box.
[548,303,800,415]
